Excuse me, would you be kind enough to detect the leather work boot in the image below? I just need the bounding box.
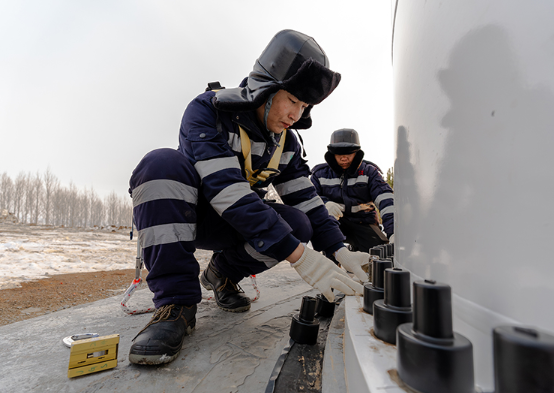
[129,304,196,365]
[200,257,251,312]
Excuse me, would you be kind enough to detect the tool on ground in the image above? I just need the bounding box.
[67,334,119,378]
[62,333,100,348]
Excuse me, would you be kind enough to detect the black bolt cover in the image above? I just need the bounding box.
[363,259,392,314]
[494,325,554,393]
[412,279,453,339]
[315,293,336,318]
[373,268,412,344]
[290,296,320,345]
[397,280,474,393]
[386,243,394,257]
[384,268,410,307]
[373,260,392,290]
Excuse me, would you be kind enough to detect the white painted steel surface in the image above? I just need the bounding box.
[392,0,554,390]
[343,296,406,393]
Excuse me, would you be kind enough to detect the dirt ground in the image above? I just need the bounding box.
[0,220,145,326]
[0,221,215,327]
[0,268,148,326]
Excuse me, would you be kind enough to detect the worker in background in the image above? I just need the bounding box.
[128,30,371,366]
[311,128,394,254]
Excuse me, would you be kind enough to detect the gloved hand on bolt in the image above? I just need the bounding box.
[324,201,345,220]
[334,247,370,282]
[290,245,363,302]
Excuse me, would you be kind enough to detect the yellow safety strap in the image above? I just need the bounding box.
[239,125,286,186]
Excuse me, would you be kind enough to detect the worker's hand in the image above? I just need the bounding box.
[389,234,395,244]
[334,247,370,282]
[325,201,345,220]
[356,203,375,212]
[291,247,363,302]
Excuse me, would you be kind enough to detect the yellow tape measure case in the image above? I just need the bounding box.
[67,334,119,378]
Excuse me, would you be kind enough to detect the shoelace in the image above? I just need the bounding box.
[217,277,245,293]
[133,304,176,340]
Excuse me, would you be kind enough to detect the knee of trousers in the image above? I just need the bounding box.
[130,148,200,189]
[287,209,313,243]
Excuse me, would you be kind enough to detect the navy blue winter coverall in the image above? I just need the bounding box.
[311,160,394,252]
[129,90,346,308]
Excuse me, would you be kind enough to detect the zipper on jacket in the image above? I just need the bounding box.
[340,174,347,213]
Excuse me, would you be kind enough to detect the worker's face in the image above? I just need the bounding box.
[335,152,357,170]
[257,90,308,134]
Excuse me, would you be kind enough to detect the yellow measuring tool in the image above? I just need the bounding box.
[67,334,119,378]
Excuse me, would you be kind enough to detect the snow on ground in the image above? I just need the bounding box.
[0,223,213,290]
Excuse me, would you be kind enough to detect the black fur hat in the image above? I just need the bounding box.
[212,30,341,129]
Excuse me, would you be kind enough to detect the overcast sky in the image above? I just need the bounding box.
[0,0,394,198]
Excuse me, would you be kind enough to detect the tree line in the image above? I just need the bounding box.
[0,168,132,228]
[386,167,394,189]
[0,165,394,228]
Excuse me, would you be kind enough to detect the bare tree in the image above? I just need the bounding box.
[81,187,90,228]
[13,172,27,222]
[31,172,43,224]
[66,182,80,227]
[386,167,394,189]
[51,186,61,226]
[117,194,133,227]
[43,167,58,225]
[105,191,119,226]
[52,185,69,226]
[22,172,36,224]
[90,190,105,227]
[0,172,14,213]
[0,169,135,228]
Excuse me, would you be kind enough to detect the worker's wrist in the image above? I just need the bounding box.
[333,246,348,260]
[287,243,306,265]
[325,242,344,258]
[266,234,300,262]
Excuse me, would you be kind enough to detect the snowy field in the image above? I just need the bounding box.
[0,222,213,290]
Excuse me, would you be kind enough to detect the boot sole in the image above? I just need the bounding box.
[128,325,195,365]
[200,273,251,313]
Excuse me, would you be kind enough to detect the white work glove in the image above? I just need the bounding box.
[325,201,345,220]
[389,234,395,244]
[334,247,370,282]
[291,246,363,302]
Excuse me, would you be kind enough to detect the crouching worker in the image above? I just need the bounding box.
[311,129,395,254]
[128,30,370,366]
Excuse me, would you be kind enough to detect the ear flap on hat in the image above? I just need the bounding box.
[212,84,281,113]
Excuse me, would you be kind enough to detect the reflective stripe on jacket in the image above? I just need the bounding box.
[178,90,345,254]
[311,160,394,237]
